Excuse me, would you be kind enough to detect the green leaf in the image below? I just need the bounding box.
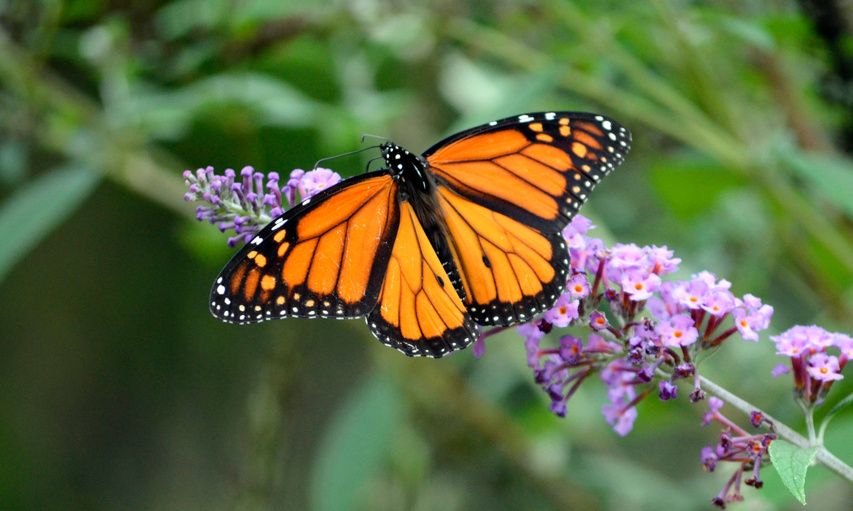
[769,439,818,504]
[780,147,853,219]
[649,155,745,220]
[0,164,100,284]
[310,373,404,511]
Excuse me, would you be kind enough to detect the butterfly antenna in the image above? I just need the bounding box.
[313,145,379,170]
[365,154,385,172]
[361,134,392,145]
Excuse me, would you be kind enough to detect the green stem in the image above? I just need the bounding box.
[699,375,853,483]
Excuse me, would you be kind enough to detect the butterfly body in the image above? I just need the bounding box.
[211,112,631,357]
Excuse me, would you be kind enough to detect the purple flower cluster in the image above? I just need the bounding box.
[771,325,852,405]
[700,397,776,508]
[501,215,774,436]
[183,166,340,246]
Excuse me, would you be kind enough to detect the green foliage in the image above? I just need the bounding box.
[769,440,819,504]
[0,164,99,283]
[311,374,404,511]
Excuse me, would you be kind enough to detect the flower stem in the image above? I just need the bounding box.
[699,375,853,483]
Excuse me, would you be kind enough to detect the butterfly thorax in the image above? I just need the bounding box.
[380,141,465,300]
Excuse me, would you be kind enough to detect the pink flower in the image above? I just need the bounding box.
[807,353,843,381]
[544,294,579,328]
[297,167,341,199]
[566,273,590,299]
[621,270,661,301]
[658,314,699,347]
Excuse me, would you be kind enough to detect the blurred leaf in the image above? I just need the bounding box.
[650,156,746,220]
[768,439,817,504]
[155,0,230,40]
[310,373,403,511]
[113,73,322,141]
[780,147,853,219]
[716,16,775,51]
[0,164,100,284]
[0,140,29,187]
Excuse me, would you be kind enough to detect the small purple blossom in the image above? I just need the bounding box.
[621,269,661,301]
[771,364,790,378]
[659,380,678,400]
[807,353,843,382]
[543,294,579,328]
[566,273,590,299]
[298,168,341,199]
[658,314,699,347]
[647,245,681,275]
[672,278,709,310]
[184,166,341,246]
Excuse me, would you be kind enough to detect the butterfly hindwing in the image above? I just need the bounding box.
[367,202,479,357]
[437,187,570,326]
[426,112,631,233]
[210,171,400,323]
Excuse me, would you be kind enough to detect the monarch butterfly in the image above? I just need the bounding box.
[210,112,631,357]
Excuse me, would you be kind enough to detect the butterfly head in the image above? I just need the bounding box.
[380,141,431,193]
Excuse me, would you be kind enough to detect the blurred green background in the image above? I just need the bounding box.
[3,0,853,509]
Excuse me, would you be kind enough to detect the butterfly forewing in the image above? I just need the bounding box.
[426,112,631,233]
[210,172,400,323]
[424,112,630,325]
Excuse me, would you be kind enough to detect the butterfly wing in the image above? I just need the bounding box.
[210,171,400,323]
[367,202,478,358]
[425,112,631,325]
[210,168,476,358]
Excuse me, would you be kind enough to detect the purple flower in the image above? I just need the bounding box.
[558,335,583,363]
[771,328,810,357]
[543,294,579,328]
[659,380,678,401]
[700,446,718,471]
[586,333,622,353]
[671,278,709,310]
[771,325,833,355]
[606,243,648,283]
[833,333,853,359]
[621,270,661,301]
[647,281,677,320]
[701,397,724,426]
[647,245,681,275]
[588,311,609,331]
[701,288,736,317]
[517,319,548,348]
[185,165,342,247]
[284,168,305,206]
[658,314,699,347]
[472,336,486,358]
[184,165,282,246]
[562,214,594,238]
[602,401,639,436]
[298,168,341,200]
[771,363,790,378]
[807,353,843,381]
[733,302,773,342]
[566,273,590,299]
